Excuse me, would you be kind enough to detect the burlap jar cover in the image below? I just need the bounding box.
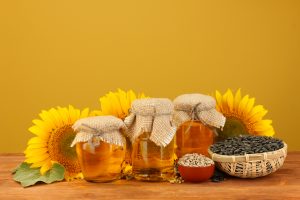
[71,116,126,153]
[173,94,226,129]
[124,98,176,147]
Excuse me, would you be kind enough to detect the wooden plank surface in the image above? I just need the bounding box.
[0,153,300,200]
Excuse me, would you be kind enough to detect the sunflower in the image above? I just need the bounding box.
[92,89,147,119]
[215,89,275,139]
[24,105,90,181]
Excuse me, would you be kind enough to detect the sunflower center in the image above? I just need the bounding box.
[217,116,250,141]
[48,125,81,173]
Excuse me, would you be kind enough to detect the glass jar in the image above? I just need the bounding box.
[76,140,126,182]
[71,116,127,182]
[132,132,175,181]
[124,98,177,182]
[176,120,214,157]
[173,94,226,158]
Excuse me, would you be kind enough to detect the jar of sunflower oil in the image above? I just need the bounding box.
[124,98,177,181]
[173,94,226,158]
[71,116,126,182]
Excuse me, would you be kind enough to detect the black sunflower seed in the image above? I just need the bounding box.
[210,136,284,155]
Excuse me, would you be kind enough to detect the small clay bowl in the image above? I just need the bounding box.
[178,164,215,182]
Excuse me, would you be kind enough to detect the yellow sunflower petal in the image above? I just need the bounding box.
[256,128,275,136]
[248,105,268,122]
[48,108,63,127]
[103,93,116,116]
[32,119,50,132]
[233,88,242,111]
[221,90,229,113]
[80,108,90,118]
[118,89,129,115]
[27,137,47,145]
[100,97,113,115]
[40,161,53,175]
[39,110,57,128]
[28,125,43,136]
[238,94,249,116]
[226,89,234,112]
[249,111,268,124]
[25,153,50,163]
[108,92,123,117]
[68,105,78,123]
[24,147,48,156]
[215,90,223,112]
[28,126,49,140]
[253,119,273,130]
[127,90,137,104]
[56,107,70,124]
[73,106,81,121]
[243,97,255,117]
[26,143,47,149]
[29,158,51,168]
[75,109,81,120]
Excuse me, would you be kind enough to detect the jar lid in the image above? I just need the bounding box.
[71,116,126,149]
[130,98,173,116]
[173,94,226,129]
[124,98,176,147]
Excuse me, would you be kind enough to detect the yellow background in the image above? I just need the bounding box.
[0,0,299,152]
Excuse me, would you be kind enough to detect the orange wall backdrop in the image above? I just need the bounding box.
[0,0,299,152]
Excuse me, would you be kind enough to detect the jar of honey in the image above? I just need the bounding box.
[124,98,176,181]
[71,116,126,182]
[173,94,226,158]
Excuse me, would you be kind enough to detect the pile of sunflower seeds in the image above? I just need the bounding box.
[211,168,227,182]
[210,135,284,156]
[178,153,214,167]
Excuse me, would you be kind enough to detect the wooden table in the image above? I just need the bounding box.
[1,153,300,200]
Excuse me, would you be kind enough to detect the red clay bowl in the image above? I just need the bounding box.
[178,164,215,182]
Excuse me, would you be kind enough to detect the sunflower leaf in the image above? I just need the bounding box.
[11,162,23,174]
[12,162,65,187]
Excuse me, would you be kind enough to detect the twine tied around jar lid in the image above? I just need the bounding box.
[71,116,126,154]
[124,98,176,147]
[173,94,226,129]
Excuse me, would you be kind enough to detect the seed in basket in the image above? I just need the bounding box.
[208,136,287,178]
[210,135,284,155]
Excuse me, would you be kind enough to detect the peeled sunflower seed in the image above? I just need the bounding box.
[178,153,214,167]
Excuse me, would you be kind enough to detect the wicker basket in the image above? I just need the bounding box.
[208,142,287,178]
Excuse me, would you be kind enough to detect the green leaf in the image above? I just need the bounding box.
[12,163,23,174]
[12,162,65,187]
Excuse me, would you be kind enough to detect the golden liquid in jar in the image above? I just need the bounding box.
[125,137,132,165]
[132,132,175,181]
[76,141,125,182]
[176,120,214,158]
